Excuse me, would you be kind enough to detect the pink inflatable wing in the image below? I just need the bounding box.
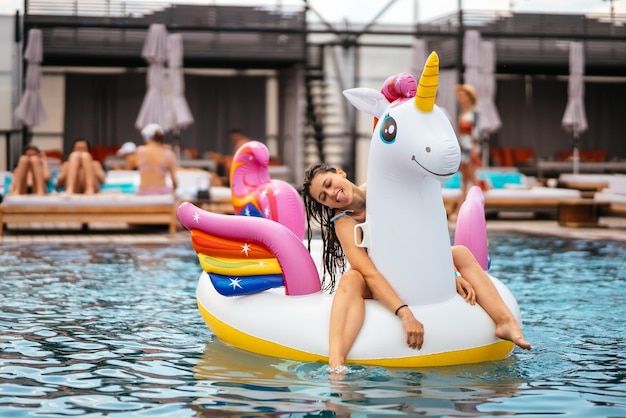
[454,186,490,270]
[177,201,321,296]
[230,141,305,240]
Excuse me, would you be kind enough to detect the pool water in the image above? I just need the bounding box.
[0,234,624,417]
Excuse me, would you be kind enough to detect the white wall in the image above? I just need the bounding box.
[0,16,15,131]
[31,73,65,152]
[0,15,65,171]
[0,15,17,170]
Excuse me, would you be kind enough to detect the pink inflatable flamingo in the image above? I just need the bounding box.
[229,141,305,240]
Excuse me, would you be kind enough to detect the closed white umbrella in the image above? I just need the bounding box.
[562,41,588,174]
[477,40,502,166]
[168,33,194,131]
[478,41,501,135]
[15,28,47,127]
[410,38,428,77]
[462,30,482,94]
[462,30,483,164]
[135,24,170,132]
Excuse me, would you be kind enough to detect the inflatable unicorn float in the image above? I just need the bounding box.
[177,51,522,367]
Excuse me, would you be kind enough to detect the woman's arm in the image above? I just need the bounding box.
[333,216,424,349]
[454,274,476,305]
[168,153,178,191]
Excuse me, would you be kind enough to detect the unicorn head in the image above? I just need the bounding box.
[341,52,460,306]
[343,51,460,181]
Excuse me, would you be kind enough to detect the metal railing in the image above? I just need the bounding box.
[25,0,303,19]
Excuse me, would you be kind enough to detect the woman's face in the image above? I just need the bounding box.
[456,90,473,107]
[73,140,89,153]
[309,169,353,210]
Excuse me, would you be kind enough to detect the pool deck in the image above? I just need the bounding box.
[1,215,625,244]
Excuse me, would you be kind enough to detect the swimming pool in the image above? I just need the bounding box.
[0,233,624,417]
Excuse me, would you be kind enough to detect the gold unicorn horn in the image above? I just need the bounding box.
[415,51,439,112]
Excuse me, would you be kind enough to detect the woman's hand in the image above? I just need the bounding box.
[397,308,424,350]
[455,275,476,305]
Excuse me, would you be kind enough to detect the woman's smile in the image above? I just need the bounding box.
[336,189,343,203]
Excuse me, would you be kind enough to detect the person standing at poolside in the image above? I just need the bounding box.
[56,138,105,194]
[302,163,531,371]
[9,144,51,195]
[454,84,483,217]
[136,123,178,195]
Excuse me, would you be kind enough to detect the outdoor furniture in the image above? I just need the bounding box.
[0,193,178,235]
[593,175,626,217]
[518,161,626,178]
[442,170,582,217]
[557,199,610,228]
[444,187,583,218]
[0,168,215,234]
[103,156,218,172]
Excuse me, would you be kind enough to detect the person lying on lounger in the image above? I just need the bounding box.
[56,138,105,194]
[9,144,51,195]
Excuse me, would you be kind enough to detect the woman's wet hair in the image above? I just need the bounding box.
[301,163,347,291]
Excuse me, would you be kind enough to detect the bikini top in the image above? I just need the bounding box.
[330,209,355,223]
[137,146,171,175]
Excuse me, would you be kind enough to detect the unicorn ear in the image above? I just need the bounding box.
[343,88,389,118]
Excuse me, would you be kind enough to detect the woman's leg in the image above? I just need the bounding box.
[452,245,531,350]
[29,156,47,194]
[64,152,81,193]
[467,161,482,189]
[78,152,98,194]
[328,269,373,368]
[9,156,30,194]
[451,163,470,219]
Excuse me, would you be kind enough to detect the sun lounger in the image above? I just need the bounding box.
[442,170,582,217]
[558,174,615,198]
[0,193,177,235]
[593,175,626,217]
[444,187,582,217]
[0,169,213,234]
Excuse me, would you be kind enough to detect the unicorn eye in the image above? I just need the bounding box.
[379,115,397,144]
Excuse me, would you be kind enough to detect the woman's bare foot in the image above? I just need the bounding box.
[496,321,532,350]
[326,364,348,381]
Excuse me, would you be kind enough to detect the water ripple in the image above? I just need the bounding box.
[0,239,625,416]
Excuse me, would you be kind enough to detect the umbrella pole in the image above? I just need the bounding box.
[572,135,580,175]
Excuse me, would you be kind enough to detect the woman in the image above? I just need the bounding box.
[455,84,483,215]
[302,163,531,371]
[9,144,50,195]
[136,123,177,195]
[56,138,105,194]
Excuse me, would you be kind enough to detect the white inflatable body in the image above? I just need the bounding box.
[178,52,522,367]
